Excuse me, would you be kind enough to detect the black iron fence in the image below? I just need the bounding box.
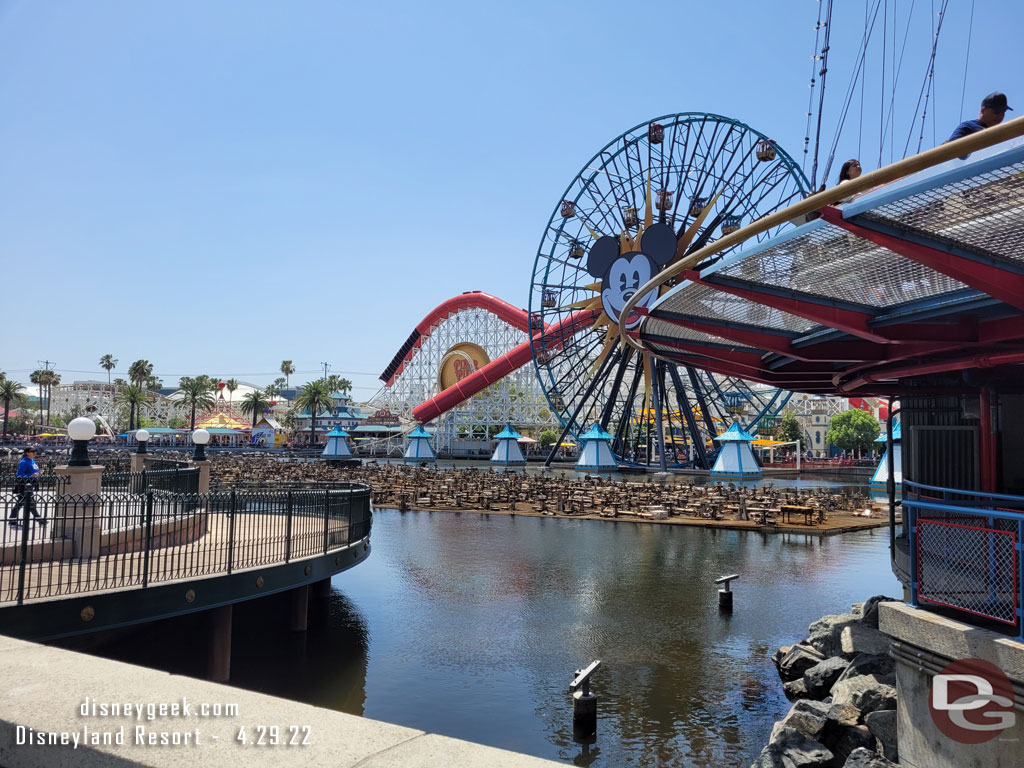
[101,468,200,495]
[0,484,372,605]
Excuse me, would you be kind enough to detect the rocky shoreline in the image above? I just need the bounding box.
[751,596,900,767]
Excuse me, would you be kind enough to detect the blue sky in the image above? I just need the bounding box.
[2,1,1020,398]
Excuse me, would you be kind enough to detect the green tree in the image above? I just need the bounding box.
[776,410,804,444]
[118,385,151,431]
[225,378,238,403]
[113,377,128,387]
[294,380,333,446]
[177,377,217,430]
[826,409,880,455]
[264,381,282,398]
[240,390,272,428]
[99,354,118,386]
[539,428,559,449]
[0,379,26,437]
[128,360,154,388]
[336,378,353,396]
[280,360,295,388]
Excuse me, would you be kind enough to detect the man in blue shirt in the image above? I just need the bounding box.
[9,446,44,525]
[947,92,1013,142]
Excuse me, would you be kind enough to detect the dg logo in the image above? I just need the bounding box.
[930,657,1016,744]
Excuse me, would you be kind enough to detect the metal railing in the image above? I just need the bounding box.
[0,484,372,606]
[904,480,1024,639]
[101,468,200,495]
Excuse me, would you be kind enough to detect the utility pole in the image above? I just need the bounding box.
[321,362,331,381]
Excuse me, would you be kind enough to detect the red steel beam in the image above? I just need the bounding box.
[682,270,889,343]
[820,206,1024,313]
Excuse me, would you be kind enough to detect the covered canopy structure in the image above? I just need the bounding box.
[194,412,249,431]
[322,426,354,461]
[576,424,617,471]
[404,425,436,463]
[870,422,902,492]
[490,425,526,466]
[615,126,1024,402]
[710,421,762,480]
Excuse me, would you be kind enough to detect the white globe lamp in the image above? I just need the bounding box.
[192,428,211,461]
[67,417,97,467]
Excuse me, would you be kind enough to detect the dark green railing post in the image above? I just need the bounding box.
[16,490,32,606]
[285,490,293,563]
[142,491,154,588]
[227,490,236,575]
[140,469,147,495]
[323,490,330,554]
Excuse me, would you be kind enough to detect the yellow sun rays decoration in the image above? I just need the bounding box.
[551,180,724,423]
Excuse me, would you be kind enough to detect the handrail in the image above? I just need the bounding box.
[904,498,1024,522]
[618,114,1024,354]
[904,480,1024,505]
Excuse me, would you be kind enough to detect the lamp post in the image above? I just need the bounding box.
[192,428,210,461]
[136,429,150,454]
[67,417,96,467]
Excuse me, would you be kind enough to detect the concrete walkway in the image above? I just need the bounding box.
[0,635,563,767]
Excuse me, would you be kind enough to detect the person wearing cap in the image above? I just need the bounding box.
[9,446,44,525]
[946,92,1013,142]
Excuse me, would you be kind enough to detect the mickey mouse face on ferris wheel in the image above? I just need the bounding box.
[586,222,677,330]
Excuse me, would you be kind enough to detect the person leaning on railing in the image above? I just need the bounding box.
[8,446,45,526]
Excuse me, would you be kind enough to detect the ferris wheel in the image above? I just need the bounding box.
[528,113,809,467]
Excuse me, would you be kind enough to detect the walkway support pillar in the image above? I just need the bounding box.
[208,605,232,683]
[192,459,211,494]
[309,577,332,627]
[54,465,104,559]
[290,585,310,632]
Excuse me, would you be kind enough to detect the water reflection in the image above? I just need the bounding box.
[90,508,897,767]
[335,510,899,767]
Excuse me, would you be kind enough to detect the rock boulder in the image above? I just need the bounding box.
[803,657,850,699]
[842,746,897,767]
[778,643,826,681]
[839,624,889,659]
[750,727,833,768]
[770,699,831,743]
[831,674,897,717]
[864,709,897,762]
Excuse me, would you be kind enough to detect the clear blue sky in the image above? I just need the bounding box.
[2,0,1020,398]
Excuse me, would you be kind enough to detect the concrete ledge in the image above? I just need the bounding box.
[0,635,561,767]
[879,602,1024,682]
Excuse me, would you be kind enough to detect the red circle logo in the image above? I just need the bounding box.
[929,657,1015,744]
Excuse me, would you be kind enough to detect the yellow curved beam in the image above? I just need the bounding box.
[618,115,1024,356]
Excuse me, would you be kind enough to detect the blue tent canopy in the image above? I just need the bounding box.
[493,425,523,440]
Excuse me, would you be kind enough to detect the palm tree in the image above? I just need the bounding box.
[29,370,43,430]
[337,378,353,397]
[32,370,60,427]
[225,378,239,403]
[280,360,295,388]
[0,379,26,438]
[177,377,217,431]
[294,380,333,447]
[240,390,272,428]
[118,385,151,431]
[128,360,154,388]
[99,354,118,387]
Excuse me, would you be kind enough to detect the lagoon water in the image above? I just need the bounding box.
[100,507,900,767]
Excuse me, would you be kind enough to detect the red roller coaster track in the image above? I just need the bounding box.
[380,291,537,388]
[411,309,600,424]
